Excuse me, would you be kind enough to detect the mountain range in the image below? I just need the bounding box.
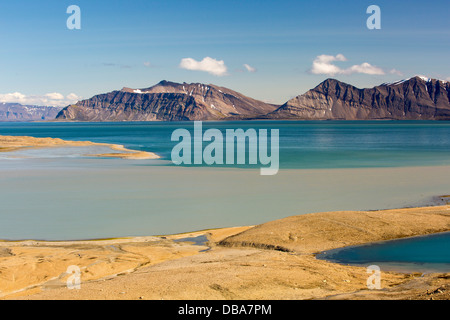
[4,76,450,122]
[0,103,62,122]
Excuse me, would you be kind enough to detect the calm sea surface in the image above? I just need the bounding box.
[0,121,449,241]
[1,121,450,168]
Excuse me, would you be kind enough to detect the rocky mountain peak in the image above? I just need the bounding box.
[56,81,278,122]
[267,77,450,120]
[382,76,449,87]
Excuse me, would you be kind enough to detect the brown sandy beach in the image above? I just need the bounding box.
[1,206,449,300]
[0,135,160,160]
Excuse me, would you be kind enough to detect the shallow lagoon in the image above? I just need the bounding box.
[317,232,450,273]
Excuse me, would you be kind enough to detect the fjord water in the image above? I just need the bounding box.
[2,121,450,169]
[317,232,450,273]
[0,121,450,241]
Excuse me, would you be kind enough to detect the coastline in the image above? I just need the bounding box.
[1,205,449,300]
[0,135,160,160]
[0,134,449,299]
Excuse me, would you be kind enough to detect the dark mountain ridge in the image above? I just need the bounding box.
[268,76,450,120]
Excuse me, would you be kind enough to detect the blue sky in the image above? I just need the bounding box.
[0,0,449,106]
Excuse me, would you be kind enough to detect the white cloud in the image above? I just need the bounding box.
[310,54,347,75]
[310,54,386,76]
[344,63,385,75]
[0,92,27,102]
[243,64,257,73]
[389,69,404,76]
[0,92,81,107]
[66,93,82,101]
[45,92,65,100]
[179,57,228,76]
[143,61,151,67]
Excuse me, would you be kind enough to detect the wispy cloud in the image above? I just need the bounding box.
[243,64,257,73]
[310,54,386,76]
[179,57,228,76]
[0,92,81,107]
[143,61,151,67]
[102,62,132,69]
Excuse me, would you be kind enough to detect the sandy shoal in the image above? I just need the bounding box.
[0,206,449,300]
[0,135,160,160]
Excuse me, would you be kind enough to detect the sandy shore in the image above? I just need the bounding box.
[0,206,449,300]
[0,135,160,160]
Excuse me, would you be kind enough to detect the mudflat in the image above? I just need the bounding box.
[0,135,160,159]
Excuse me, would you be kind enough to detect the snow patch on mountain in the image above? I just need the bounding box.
[383,76,448,86]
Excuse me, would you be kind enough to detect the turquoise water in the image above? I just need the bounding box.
[0,121,449,241]
[316,232,450,273]
[1,121,450,168]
